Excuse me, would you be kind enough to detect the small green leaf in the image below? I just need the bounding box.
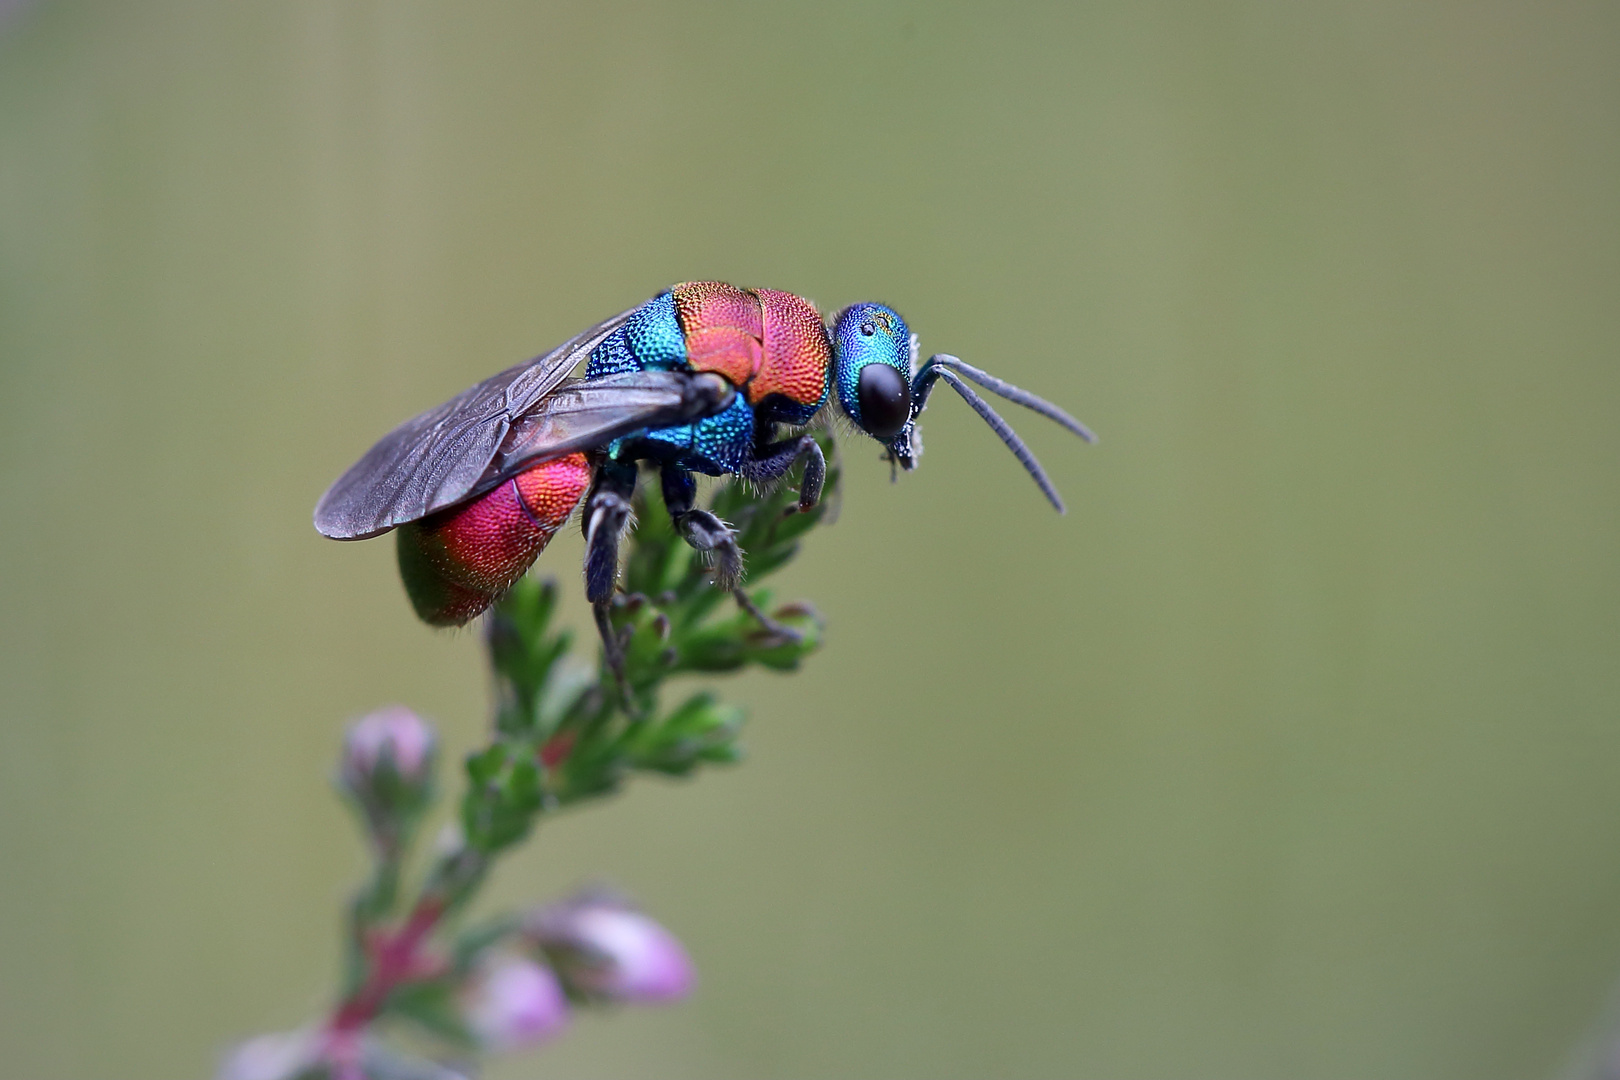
[464,745,504,785]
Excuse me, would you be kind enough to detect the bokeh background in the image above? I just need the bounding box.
[2,1,1618,1077]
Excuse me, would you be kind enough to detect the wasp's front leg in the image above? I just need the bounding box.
[582,460,638,702]
[737,434,825,514]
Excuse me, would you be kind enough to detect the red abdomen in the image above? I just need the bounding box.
[396,453,592,625]
[671,282,831,421]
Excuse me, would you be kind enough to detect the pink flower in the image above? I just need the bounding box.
[527,893,695,1004]
[215,1029,316,1080]
[462,954,570,1050]
[341,705,435,786]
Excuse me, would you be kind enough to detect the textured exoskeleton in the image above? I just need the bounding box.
[314,282,1095,687]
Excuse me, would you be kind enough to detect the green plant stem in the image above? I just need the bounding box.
[311,455,837,1070]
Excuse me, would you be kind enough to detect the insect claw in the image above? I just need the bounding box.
[773,600,820,622]
[732,588,803,645]
[674,508,742,591]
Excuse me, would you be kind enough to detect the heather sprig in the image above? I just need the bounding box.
[220,445,836,1080]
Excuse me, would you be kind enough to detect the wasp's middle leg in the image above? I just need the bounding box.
[660,465,743,591]
[662,464,801,644]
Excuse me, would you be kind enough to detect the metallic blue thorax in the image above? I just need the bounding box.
[585,291,755,475]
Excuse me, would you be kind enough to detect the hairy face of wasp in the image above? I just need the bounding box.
[831,303,914,441]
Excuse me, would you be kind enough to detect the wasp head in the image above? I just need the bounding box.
[829,302,919,468]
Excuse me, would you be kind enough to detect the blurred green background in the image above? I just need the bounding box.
[2,1,1617,1077]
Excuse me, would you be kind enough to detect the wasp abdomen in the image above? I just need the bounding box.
[396,453,592,625]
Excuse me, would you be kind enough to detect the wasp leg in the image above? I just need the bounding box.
[738,434,825,514]
[729,584,802,645]
[662,463,802,645]
[660,465,744,592]
[582,462,638,704]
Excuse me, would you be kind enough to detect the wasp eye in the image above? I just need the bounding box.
[860,322,876,337]
[856,363,911,439]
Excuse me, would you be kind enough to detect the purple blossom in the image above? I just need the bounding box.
[462,954,570,1050]
[527,893,695,1004]
[214,1029,316,1080]
[341,705,436,786]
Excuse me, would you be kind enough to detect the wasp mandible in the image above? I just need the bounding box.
[314,283,1095,680]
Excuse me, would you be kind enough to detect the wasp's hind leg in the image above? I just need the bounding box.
[738,434,825,515]
[582,461,638,704]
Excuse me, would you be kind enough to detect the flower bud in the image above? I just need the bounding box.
[343,705,435,784]
[526,892,695,1004]
[214,1029,316,1080]
[339,706,437,848]
[461,953,570,1050]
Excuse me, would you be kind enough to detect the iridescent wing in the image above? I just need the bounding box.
[480,370,733,483]
[313,306,729,540]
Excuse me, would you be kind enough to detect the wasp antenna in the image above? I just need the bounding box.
[933,355,1097,443]
[934,367,1066,514]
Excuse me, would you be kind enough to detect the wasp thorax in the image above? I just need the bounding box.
[831,302,913,440]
